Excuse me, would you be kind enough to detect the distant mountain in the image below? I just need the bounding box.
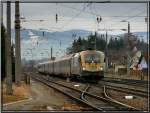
[11,29,147,42]
[10,29,147,60]
[11,29,92,44]
[11,29,30,41]
[132,32,147,42]
[29,29,92,43]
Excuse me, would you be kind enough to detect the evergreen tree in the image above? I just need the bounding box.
[66,32,146,54]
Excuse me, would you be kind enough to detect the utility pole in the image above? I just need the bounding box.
[105,31,108,72]
[95,32,97,50]
[127,22,130,76]
[1,2,3,25]
[51,47,53,60]
[6,1,13,95]
[96,16,102,50]
[15,1,21,86]
[28,49,33,72]
[121,20,131,76]
[128,22,130,35]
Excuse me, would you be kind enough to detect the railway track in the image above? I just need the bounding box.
[30,73,140,111]
[105,85,148,98]
[94,83,148,98]
[103,77,148,87]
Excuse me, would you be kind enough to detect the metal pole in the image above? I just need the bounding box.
[15,1,21,86]
[51,47,53,60]
[95,23,99,50]
[27,49,33,72]
[105,31,108,71]
[127,22,130,76]
[95,34,97,50]
[1,2,3,25]
[6,1,13,95]
[31,49,33,72]
[128,22,130,35]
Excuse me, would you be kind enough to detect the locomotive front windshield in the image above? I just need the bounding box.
[84,54,100,63]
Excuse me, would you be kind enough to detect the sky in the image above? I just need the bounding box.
[2,2,147,32]
[2,2,148,60]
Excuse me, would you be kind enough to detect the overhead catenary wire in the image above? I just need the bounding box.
[59,3,91,30]
[58,3,147,33]
[40,3,91,44]
[48,9,147,44]
[21,3,146,33]
[107,9,147,30]
[59,3,146,18]
[21,3,147,43]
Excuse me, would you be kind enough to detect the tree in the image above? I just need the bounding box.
[66,32,146,55]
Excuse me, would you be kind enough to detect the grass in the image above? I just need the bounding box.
[3,95,27,104]
[2,82,30,104]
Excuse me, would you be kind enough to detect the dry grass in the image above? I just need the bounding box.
[2,82,30,104]
[2,95,26,104]
[61,102,91,111]
[32,105,48,110]
[62,103,81,111]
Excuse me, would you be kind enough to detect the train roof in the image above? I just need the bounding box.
[80,50,104,54]
[37,61,52,65]
[37,50,104,65]
[54,54,74,62]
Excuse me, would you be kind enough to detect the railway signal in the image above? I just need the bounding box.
[95,16,102,50]
[97,16,102,23]
[56,13,58,23]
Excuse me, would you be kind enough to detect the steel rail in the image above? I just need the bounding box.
[105,85,148,98]
[102,78,148,87]
[30,75,102,111]
[30,73,140,111]
[103,85,140,111]
[94,83,148,98]
[80,85,140,111]
[104,77,148,84]
[80,85,104,111]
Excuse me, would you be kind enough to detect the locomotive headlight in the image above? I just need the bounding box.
[83,67,86,70]
[100,67,103,70]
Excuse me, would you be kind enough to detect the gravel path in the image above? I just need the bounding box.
[3,79,83,111]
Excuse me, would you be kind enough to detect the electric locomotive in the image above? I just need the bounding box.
[78,50,105,79]
[37,50,105,81]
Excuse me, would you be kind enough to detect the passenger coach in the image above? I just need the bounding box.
[37,50,105,81]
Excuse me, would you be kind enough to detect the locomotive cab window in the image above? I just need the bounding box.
[84,54,100,63]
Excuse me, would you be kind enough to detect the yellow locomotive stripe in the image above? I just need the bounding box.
[82,63,102,71]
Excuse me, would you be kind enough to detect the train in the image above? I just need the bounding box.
[36,50,105,81]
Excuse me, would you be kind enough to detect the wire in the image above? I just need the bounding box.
[109,9,147,29]
[60,3,90,30]
[59,3,146,18]
[44,3,91,43]
[58,3,147,32]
